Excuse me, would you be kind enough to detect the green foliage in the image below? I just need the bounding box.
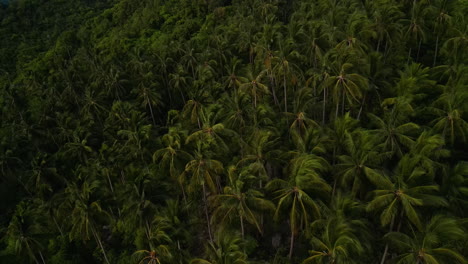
[0,0,467,263]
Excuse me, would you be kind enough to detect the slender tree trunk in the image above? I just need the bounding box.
[254,92,257,109]
[283,74,287,112]
[376,38,381,53]
[331,179,337,200]
[202,183,214,243]
[433,35,439,67]
[383,40,389,63]
[380,215,396,264]
[148,103,157,127]
[106,171,114,194]
[407,47,412,65]
[322,87,327,125]
[396,209,404,232]
[52,215,64,237]
[416,39,422,61]
[179,179,188,205]
[145,219,151,240]
[179,89,186,105]
[270,73,279,106]
[39,250,46,264]
[357,95,366,120]
[240,214,245,240]
[92,226,110,264]
[335,99,340,120]
[341,89,345,115]
[288,229,295,259]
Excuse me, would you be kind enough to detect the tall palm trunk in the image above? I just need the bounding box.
[202,183,214,243]
[407,47,412,65]
[380,215,395,264]
[416,39,422,61]
[283,73,287,112]
[240,214,245,240]
[39,250,46,264]
[288,230,295,259]
[322,87,327,125]
[433,35,439,67]
[148,102,156,127]
[91,225,110,264]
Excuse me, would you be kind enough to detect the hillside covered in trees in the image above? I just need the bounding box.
[1,0,468,263]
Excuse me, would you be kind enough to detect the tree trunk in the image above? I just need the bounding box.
[380,215,396,264]
[288,229,295,259]
[39,250,46,264]
[433,35,439,67]
[322,87,327,125]
[240,214,245,240]
[270,73,279,107]
[407,47,412,65]
[52,215,64,237]
[341,89,345,116]
[254,92,257,109]
[106,171,114,194]
[335,98,340,120]
[357,95,366,120]
[416,39,422,61]
[148,102,157,127]
[92,226,111,264]
[202,183,214,243]
[283,74,287,112]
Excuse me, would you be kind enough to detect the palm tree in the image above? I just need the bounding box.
[369,1,404,55]
[431,1,451,66]
[190,231,248,264]
[63,179,111,264]
[132,82,163,126]
[404,1,429,62]
[303,216,365,264]
[185,105,238,156]
[5,201,47,264]
[335,130,392,198]
[239,68,269,109]
[428,89,468,145]
[133,247,171,264]
[153,127,192,201]
[210,166,275,239]
[324,62,367,119]
[367,155,448,264]
[267,154,330,259]
[441,162,468,217]
[368,113,420,157]
[181,151,224,243]
[385,215,466,264]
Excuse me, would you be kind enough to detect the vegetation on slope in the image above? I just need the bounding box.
[0,0,467,263]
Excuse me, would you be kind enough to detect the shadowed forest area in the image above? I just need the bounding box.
[0,0,467,263]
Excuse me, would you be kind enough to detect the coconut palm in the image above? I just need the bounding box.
[190,231,248,264]
[267,154,330,259]
[368,113,420,157]
[211,166,275,239]
[303,216,365,264]
[63,179,111,264]
[239,68,269,109]
[385,215,466,264]
[324,62,368,119]
[181,151,224,243]
[428,89,468,145]
[335,130,392,198]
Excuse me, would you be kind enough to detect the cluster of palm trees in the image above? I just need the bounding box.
[0,0,467,263]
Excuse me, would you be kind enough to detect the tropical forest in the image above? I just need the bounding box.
[0,0,467,263]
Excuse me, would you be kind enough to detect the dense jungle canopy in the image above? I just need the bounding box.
[0,0,468,263]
